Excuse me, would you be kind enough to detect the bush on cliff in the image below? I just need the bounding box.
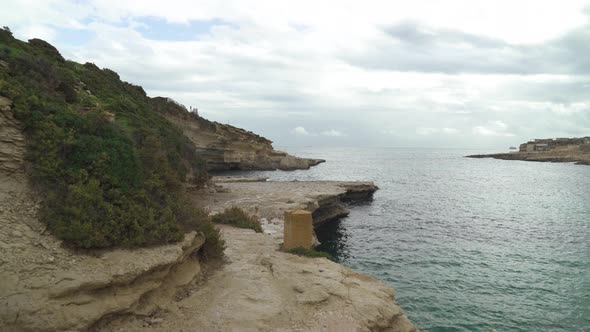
[0,29,220,251]
[212,207,263,233]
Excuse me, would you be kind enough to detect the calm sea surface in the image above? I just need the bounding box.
[226,147,590,331]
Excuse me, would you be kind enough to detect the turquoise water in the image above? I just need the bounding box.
[228,147,590,331]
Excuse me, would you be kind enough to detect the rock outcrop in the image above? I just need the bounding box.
[99,225,417,332]
[0,184,206,332]
[0,96,25,176]
[0,96,414,332]
[155,98,324,171]
[466,148,590,165]
[198,178,378,226]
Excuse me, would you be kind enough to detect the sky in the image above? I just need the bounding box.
[3,0,590,149]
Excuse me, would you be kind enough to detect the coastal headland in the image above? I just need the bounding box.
[0,169,416,331]
[0,34,416,331]
[466,137,590,165]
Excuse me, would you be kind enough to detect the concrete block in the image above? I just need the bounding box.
[283,210,313,250]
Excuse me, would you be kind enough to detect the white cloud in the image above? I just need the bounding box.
[490,120,508,131]
[4,0,590,148]
[417,127,459,135]
[472,121,515,137]
[321,129,344,137]
[17,25,58,42]
[442,127,459,134]
[292,126,310,136]
[550,102,589,114]
[416,127,439,135]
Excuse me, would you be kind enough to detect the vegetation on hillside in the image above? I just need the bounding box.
[211,207,263,233]
[0,27,221,253]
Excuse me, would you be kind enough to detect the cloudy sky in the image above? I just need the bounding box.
[3,1,590,149]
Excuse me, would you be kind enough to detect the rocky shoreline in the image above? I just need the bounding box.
[1,89,415,332]
[99,179,416,331]
[1,174,416,331]
[197,177,378,225]
[466,151,590,165]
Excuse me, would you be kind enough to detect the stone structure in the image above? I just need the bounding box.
[519,136,590,152]
[468,135,590,165]
[283,210,313,250]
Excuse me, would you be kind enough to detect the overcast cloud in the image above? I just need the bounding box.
[2,0,590,149]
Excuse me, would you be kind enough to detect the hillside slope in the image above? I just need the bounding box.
[0,28,321,249]
[0,29,222,250]
[0,29,416,332]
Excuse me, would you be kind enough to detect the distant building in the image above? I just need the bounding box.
[534,143,550,151]
[519,136,590,152]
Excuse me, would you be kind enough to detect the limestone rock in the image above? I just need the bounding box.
[0,179,206,331]
[0,99,209,331]
[101,225,418,332]
[0,96,26,176]
[162,111,324,171]
[198,179,378,226]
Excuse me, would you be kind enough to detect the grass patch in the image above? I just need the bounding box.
[212,207,262,233]
[286,247,334,260]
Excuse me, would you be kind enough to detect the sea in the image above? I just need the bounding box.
[223,147,590,331]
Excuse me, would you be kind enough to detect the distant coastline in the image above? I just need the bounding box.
[466,136,590,165]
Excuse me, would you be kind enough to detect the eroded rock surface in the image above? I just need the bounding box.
[163,111,324,171]
[0,96,25,176]
[0,185,205,332]
[197,178,378,225]
[101,225,417,332]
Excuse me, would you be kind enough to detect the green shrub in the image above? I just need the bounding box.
[196,219,226,259]
[175,206,225,259]
[0,33,217,251]
[286,247,334,260]
[211,207,263,233]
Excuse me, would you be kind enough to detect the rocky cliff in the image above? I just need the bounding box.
[153,97,324,171]
[0,97,207,331]
[1,101,415,331]
[0,34,415,331]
